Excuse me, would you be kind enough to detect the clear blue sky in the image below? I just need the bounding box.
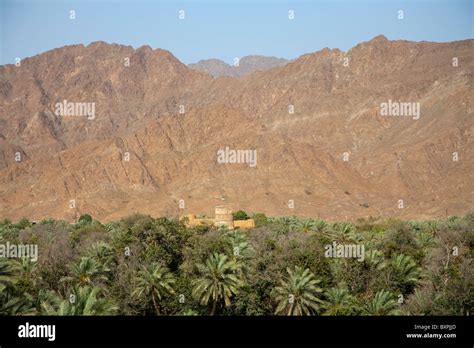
[0,0,472,65]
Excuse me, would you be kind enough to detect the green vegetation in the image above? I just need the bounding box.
[0,211,472,316]
[233,210,249,221]
[273,266,323,315]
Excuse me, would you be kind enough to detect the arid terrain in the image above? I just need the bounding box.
[188,55,290,77]
[0,35,473,222]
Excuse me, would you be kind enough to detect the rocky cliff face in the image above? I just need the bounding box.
[0,36,473,221]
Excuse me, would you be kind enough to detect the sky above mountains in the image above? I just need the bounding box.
[1,0,472,65]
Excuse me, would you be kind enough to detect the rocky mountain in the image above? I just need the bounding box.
[0,36,473,222]
[188,55,290,77]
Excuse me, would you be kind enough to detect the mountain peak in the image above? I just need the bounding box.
[87,40,110,48]
[371,34,389,42]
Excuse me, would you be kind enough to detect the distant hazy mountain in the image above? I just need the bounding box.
[188,55,290,77]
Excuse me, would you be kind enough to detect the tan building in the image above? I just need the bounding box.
[214,206,234,229]
[233,219,255,229]
[183,206,255,230]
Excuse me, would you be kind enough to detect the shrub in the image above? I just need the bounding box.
[233,210,249,220]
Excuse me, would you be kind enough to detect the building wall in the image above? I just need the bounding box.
[183,214,214,227]
[233,219,255,229]
[214,206,234,229]
[182,207,255,230]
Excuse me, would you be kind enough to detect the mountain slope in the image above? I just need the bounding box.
[0,36,472,221]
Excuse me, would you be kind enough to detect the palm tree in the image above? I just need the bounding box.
[313,219,329,233]
[61,256,108,286]
[297,219,316,233]
[426,220,439,235]
[361,250,387,291]
[0,287,35,315]
[322,288,357,315]
[362,290,399,315]
[38,290,66,315]
[132,263,176,315]
[275,216,299,235]
[416,230,435,252]
[16,257,36,276]
[41,286,118,315]
[0,259,17,286]
[325,222,361,243]
[192,253,243,315]
[365,250,387,270]
[273,266,323,315]
[88,241,115,269]
[15,257,37,291]
[0,259,35,315]
[388,254,421,294]
[224,230,252,259]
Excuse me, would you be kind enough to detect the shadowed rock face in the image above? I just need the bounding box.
[188,55,290,77]
[0,36,473,222]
